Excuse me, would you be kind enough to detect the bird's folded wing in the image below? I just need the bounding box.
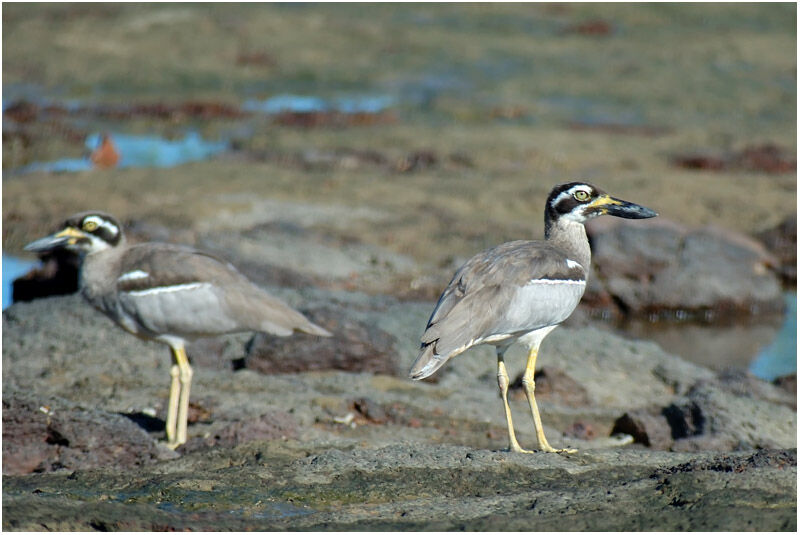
[420,240,586,356]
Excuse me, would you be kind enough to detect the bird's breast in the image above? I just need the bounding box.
[503,278,586,331]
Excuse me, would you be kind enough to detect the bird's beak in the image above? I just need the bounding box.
[24,227,87,253]
[589,194,658,219]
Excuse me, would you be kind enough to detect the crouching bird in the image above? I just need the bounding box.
[409,183,657,453]
[25,212,331,448]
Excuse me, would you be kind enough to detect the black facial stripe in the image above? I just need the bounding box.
[64,211,124,247]
[551,195,582,215]
[544,182,603,238]
[93,225,121,246]
[545,182,609,213]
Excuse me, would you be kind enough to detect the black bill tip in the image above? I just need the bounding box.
[24,234,71,253]
[607,199,658,219]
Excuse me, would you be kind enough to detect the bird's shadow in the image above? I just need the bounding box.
[120,411,165,433]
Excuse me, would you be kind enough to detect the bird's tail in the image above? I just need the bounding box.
[298,319,332,337]
[408,342,449,380]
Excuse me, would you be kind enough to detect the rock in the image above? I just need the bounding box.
[244,305,399,376]
[612,374,797,452]
[352,397,389,424]
[715,368,796,409]
[586,217,784,320]
[671,143,796,174]
[510,366,591,407]
[2,292,796,530]
[612,410,674,450]
[562,19,614,36]
[2,445,795,531]
[756,214,796,286]
[773,373,796,401]
[181,411,298,453]
[670,381,797,451]
[2,390,174,475]
[562,420,597,441]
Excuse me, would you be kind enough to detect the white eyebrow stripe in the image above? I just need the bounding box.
[84,215,119,237]
[565,259,582,270]
[552,186,591,206]
[552,190,574,205]
[117,270,150,282]
[125,282,210,296]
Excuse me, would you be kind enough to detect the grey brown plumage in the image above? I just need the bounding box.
[25,211,330,448]
[83,242,330,340]
[410,182,657,453]
[411,241,586,379]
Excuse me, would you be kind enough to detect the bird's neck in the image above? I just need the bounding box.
[80,244,126,304]
[544,218,591,270]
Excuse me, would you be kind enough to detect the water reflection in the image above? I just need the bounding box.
[615,293,796,381]
[618,318,780,374]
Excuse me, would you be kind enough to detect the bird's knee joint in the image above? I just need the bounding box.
[521,377,535,391]
[497,373,510,390]
[180,366,193,382]
[170,365,180,379]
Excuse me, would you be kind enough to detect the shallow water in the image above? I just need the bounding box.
[12,131,228,174]
[243,93,396,114]
[614,295,796,382]
[749,293,797,381]
[1,254,38,309]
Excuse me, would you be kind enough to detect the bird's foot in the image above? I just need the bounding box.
[507,445,535,454]
[538,445,577,454]
[164,440,182,450]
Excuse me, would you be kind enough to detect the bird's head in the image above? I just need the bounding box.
[25,211,124,256]
[545,182,657,234]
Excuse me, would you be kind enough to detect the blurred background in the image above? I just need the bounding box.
[2,3,796,380]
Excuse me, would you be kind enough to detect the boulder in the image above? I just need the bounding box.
[756,214,796,286]
[586,217,784,320]
[244,304,399,376]
[2,390,174,475]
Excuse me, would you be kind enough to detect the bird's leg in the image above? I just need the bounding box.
[521,346,576,454]
[173,344,193,448]
[497,350,531,453]
[165,363,181,447]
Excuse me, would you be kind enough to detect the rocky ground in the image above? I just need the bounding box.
[2,3,797,531]
[3,283,797,530]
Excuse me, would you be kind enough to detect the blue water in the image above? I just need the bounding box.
[13,131,228,174]
[2,254,38,309]
[750,292,797,381]
[242,93,396,114]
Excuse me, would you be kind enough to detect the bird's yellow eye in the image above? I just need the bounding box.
[573,190,590,202]
[83,220,98,232]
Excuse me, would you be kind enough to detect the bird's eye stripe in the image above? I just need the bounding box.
[82,216,119,237]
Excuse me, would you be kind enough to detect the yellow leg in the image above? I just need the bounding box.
[521,346,576,454]
[497,351,531,453]
[165,364,180,447]
[173,345,193,448]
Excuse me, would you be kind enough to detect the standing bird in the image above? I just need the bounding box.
[25,212,331,448]
[410,183,657,453]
